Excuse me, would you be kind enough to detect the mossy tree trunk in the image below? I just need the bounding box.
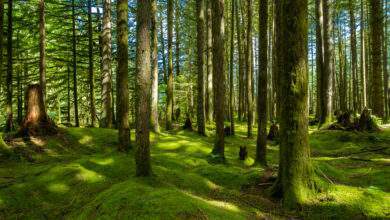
[274,0,313,209]
[0,0,3,97]
[256,0,267,165]
[360,0,367,109]
[117,0,131,151]
[39,0,46,104]
[150,0,159,133]
[5,0,13,132]
[369,0,384,117]
[246,0,253,138]
[229,0,235,136]
[205,0,213,123]
[382,0,388,120]
[135,0,152,176]
[87,0,97,127]
[166,0,174,130]
[196,0,206,136]
[349,0,359,113]
[211,0,225,159]
[101,0,113,128]
[72,0,79,127]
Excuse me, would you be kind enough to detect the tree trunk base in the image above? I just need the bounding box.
[327,108,380,132]
[267,124,279,141]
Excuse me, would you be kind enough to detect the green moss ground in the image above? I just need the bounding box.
[0,123,388,219]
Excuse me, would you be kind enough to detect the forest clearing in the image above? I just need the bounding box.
[0,0,389,219]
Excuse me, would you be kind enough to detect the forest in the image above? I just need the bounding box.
[0,0,389,219]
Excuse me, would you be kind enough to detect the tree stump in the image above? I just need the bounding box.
[267,124,279,141]
[239,146,247,160]
[358,108,380,132]
[183,115,193,131]
[17,84,57,137]
[224,126,232,137]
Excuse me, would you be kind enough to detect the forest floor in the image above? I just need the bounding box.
[0,123,389,219]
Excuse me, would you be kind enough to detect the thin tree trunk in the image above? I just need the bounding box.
[166,0,174,130]
[101,0,113,128]
[349,0,359,113]
[206,0,213,123]
[257,0,267,165]
[175,0,180,76]
[273,0,313,208]
[211,0,225,160]
[369,0,384,117]
[338,27,347,112]
[196,0,206,135]
[229,0,235,135]
[39,0,46,103]
[315,0,323,120]
[135,0,152,176]
[5,0,13,132]
[235,0,244,122]
[117,0,131,151]
[383,0,388,119]
[88,0,97,127]
[150,0,159,132]
[246,0,253,138]
[72,0,79,127]
[16,33,22,125]
[160,17,167,84]
[360,0,367,108]
[67,66,71,124]
[0,0,3,95]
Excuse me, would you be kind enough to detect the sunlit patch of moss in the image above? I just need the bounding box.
[47,183,69,193]
[90,157,114,166]
[78,135,92,145]
[75,165,105,183]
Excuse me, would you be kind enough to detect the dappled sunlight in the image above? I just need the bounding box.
[47,182,69,194]
[78,135,93,145]
[75,165,105,183]
[182,190,242,213]
[90,157,114,166]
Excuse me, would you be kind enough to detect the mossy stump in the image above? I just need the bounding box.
[17,84,57,137]
[267,124,279,141]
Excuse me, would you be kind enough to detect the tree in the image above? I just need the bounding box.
[369,0,384,117]
[360,0,367,108]
[0,0,3,98]
[150,0,159,133]
[196,0,206,136]
[39,0,46,103]
[5,0,13,132]
[72,0,79,127]
[101,0,113,128]
[117,0,131,151]
[257,0,267,165]
[87,0,97,127]
[246,0,253,137]
[175,0,180,77]
[229,0,235,135]
[211,0,225,160]
[205,0,213,123]
[349,0,359,113]
[273,0,313,208]
[135,0,152,176]
[166,0,174,130]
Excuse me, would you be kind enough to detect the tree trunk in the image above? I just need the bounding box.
[206,0,213,123]
[383,0,388,120]
[67,66,71,124]
[257,0,267,165]
[87,0,97,127]
[175,0,180,77]
[246,0,253,138]
[150,0,159,132]
[0,0,3,97]
[18,84,57,137]
[273,0,313,208]
[135,0,152,176]
[360,0,367,108]
[5,0,13,132]
[349,0,359,113]
[72,0,79,127]
[160,18,167,84]
[211,0,225,160]
[166,0,174,130]
[196,0,206,136]
[117,0,131,151]
[369,0,384,117]
[315,0,323,121]
[338,28,347,112]
[236,0,244,122]
[229,0,235,136]
[101,0,113,128]
[39,0,46,103]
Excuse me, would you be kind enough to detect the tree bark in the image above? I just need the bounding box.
[382,0,388,120]
[5,0,13,132]
[246,0,253,138]
[229,0,235,136]
[369,0,384,117]
[360,0,367,108]
[117,0,131,151]
[349,0,359,113]
[206,0,213,123]
[257,0,267,165]
[39,0,46,103]
[274,0,313,208]
[166,0,174,130]
[0,0,3,97]
[72,0,79,127]
[87,0,97,127]
[135,0,152,176]
[196,0,206,136]
[175,0,180,77]
[101,0,113,128]
[211,0,225,159]
[150,0,159,132]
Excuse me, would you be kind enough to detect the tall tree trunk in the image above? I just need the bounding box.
[319,0,333,125]
[166,0,174,130]
[257,0,267,165]
[235,0,244,122]
[0,0,3,95]
[175,0,180,77]
[383,0,388,119]
[88,0,97,127]
[160,17,167,84]
[369,0,384,117]
[196,0,206,136]
[360,0,367,108]
[5,0,13,132]
[67,66,71,124]
[39,0,46,103]
[246,0,253,138]
[229,0,235,135]
[338,27,347,112]
[16,33,22,125]
[72,0,79,127]
[211,0,225,160]
[150,0,159,132]
[135,0,152,176]
[349,0,359,113]
[117,0,131,151]
[206,0,213,123]
[101,0,113,128]
[273,0,313,208]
